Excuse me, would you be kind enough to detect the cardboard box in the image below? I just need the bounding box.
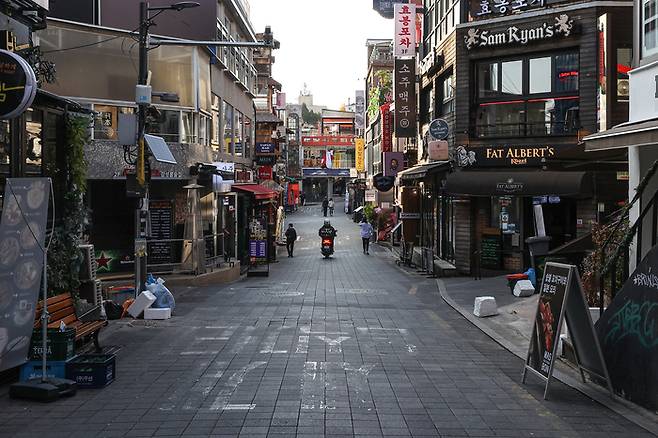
[127,291,156,318]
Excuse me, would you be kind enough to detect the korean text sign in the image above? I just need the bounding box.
[394,58,417,138]
[394,4,416,58]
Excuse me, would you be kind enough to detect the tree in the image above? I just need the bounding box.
[302,103,321,126]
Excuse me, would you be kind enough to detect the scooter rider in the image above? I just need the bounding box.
[318,220,337,239]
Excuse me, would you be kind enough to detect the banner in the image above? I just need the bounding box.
[381,104,392,153]
[0,178,51,372]
[394,3,416,58]
[384,152,404,177]
[355,138,365,173]
[394,58,417,138]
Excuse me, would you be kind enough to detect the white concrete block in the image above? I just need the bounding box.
[144,307,172,320]
[127,291,156,318]
[513,280,535,297]
[473,296,498,317]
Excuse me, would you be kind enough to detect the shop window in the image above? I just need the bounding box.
[211,95,221,148]
[147,109,179,143]
[181,112,196,144]
[475,52,580,137]
[441,74,455,115]
[244,117,252,159]
[199,114,211,146]
[25,109,43,171]
[501,60,523,96]
[222,101,234,154]
[530,57,552,94]
[478,62,499,98]
[554,53,579,93]
[643,0,658,58]
[491,196,520,234]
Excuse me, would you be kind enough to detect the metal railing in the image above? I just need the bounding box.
[597,160,658,314]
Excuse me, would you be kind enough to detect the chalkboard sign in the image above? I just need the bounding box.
[523,263,612,399]
[480,234,501,269]
[596,244,658,410]
[149,200,173,266]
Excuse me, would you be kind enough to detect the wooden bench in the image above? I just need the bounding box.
[34,293,107,351]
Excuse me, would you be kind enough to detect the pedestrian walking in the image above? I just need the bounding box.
[285,223,297,257]
[322,198,329,217]
[359,218,373,255]
[299,192,305,206]
[328,198,335,216]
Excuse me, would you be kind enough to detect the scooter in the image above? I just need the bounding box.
[321,236,334,258]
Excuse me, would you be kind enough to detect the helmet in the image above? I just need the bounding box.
[324,220,331,226]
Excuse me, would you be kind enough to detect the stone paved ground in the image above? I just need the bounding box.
[0,200,652,438]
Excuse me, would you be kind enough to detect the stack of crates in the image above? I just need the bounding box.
[78,244,102,307]
[21,328,77,381]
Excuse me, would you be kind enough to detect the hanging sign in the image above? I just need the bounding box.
[255,143,275,154]
[394,58,416,138]
[373,0,396,18]
[394,3,416,57]
[384,151,404,177]
[381,103,393,152]
[464,14,576,50]
[469,0,545,20]
[0,50,37,120]
[365,189,377,202]
[355,138,365,173]
[522,263,613,399]
[428,140,449,161]
[429,118,449,140]
[258,166,273,180]
[373,172,395,192]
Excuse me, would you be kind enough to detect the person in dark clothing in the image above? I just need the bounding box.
[322,198,329,217]
[285,223,297,257]
[299,192,305,206]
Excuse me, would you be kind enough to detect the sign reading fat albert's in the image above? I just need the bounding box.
[464,14,575,50]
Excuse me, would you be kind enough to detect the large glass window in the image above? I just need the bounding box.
[478,62,499,98]
[501,60,523,95]
[181,112,196,144]
[530,57,552,94]
[211,95,221,148]
[644,0,658,58]
[222,101,233,154]
[244,117,252,158]
[234,111,243,157]
[475,52,579,137]
[147,109,179,143]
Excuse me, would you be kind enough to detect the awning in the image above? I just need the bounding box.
[256,111,283,124]
[232,184,277,200]
[444,171,592,197]
[583,118,658,151]
[397,161,450,181]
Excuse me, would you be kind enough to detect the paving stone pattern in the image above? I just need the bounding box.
[0,201,651,437]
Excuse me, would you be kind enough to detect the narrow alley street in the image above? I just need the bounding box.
[0,201,650,438]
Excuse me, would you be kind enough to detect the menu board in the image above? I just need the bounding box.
[0,178,50,372]
[480,234,502,269]
[149,200,173,266]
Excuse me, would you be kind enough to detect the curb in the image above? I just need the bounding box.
[436,278,658,436]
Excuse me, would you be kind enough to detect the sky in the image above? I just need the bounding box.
[248,0,391,111]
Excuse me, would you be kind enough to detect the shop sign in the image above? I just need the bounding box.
[256,142,275,154]
[373,172,395,192]
[255,155,276,166]
[394,58,416,138]
[355,138,365,172]
[365,189,377,202]
[0,50,37,120]
[258,165,273,180]
[384,151,404,177]
[469,0,544,21]
[394,3,416,58]
[235,169,252,183]
[428,140,449,161]
[464,14,575,50]
[496,177,525,194]
[301,135,354,147]
[429,118,449,140]
[399,212,420,219]
[373,0,396,18]
[303,168,351,177]
[456,145,559,167]
[381,103,393,152]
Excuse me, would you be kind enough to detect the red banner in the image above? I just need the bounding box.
[301,135,354,147]
[381,103,392,153]
[258,166,273,180]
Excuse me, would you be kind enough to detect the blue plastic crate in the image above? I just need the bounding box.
[19,357,76,382]
[66,354,116,388]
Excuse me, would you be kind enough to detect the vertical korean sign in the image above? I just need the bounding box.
[394,58,417,138]
[355,138,365,173]
[381,103,393,153]
[394,3,416,58]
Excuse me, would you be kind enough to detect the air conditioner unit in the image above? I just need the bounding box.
[618,79,630,97]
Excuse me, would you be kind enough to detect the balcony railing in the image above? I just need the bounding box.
[474,121,579,138]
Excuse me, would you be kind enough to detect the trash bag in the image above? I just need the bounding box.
[145,277,176,312]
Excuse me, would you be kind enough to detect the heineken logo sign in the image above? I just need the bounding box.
[464,14,575,50]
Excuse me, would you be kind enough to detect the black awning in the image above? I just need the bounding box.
[398,161,450,181]
[444,171,592,197]
[583,118,658,151]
